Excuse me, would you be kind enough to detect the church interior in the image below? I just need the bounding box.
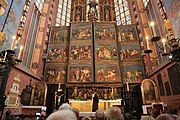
[0,0,180,119]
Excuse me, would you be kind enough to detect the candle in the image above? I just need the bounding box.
[3,51,7,61]
[150,21,156,37]
[18,45,23,59]
[162,38,167,53]
[146,36,150,49]
[58,83,61,89]
[126,82,130,91]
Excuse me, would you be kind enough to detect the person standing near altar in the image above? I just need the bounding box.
[92,93,99,112]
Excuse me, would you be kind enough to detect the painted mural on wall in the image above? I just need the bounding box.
[119,46,141,61]
[71,23,92,40]
[0,0,25,50]
[96,65,120,82]
[47,46,68,62]
[46,67,67,84]
[164,0,180,37]
[51,26,70,43]
[68,66,92,83]
[95,45,117,60]
[117,26,137,42]
[70,45,92,60]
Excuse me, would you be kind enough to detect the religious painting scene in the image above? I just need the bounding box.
[68,66,92,83]
[120,61,144,83]
[119,46,141,61]
[117,26,137,42]
[71,25,92,40]
[95,27,116,40]
[47,46,68,62]
[46,67,67,84]
[95,45,117,60]
[70,45,92,60]
[31,82,46,106]
[68,87,121,100]
[1,0,180,119]
[122,69,143,83]
[96,66,120,82]
[51,27,70,43]
[141,79,158,104]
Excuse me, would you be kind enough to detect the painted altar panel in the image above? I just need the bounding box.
[117,25,138,43]
[0,0,25,50]
[47,45,68,63]
[70,22,92,41]
[45,66,67,84]
[95,44,118,60]
[94,23,121,83]
[120,61,144,83]
[69,44,92,65]
[68,86,122,100]
[50,26,70,43]
[119,44,141,61]
[94,22,116,44]
[68,23,94,83]
[68,66,92,83]
[117,25,144,83]
[96,65,120,82]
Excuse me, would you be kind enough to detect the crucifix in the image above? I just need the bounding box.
[55,83,64,109]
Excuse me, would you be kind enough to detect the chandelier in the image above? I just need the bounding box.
[144,36,180,62]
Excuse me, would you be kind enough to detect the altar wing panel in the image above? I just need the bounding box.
[94,23,121,83]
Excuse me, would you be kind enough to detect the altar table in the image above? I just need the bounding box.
[69,99,122,112]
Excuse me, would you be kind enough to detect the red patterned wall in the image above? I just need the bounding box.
[5,67,39,96]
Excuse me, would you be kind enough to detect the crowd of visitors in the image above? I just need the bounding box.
[45,103,180,120]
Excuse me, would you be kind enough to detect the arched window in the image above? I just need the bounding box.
[114,0,131,25]
[36,0,44,12]
[56,0,72,26]
[143,0,150,8]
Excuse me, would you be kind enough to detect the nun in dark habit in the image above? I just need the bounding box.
[92,93,99,112]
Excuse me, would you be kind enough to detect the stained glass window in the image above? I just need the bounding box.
[143,0,150,8]
[56,0,72,26]
[114,0,131,25]
[35,0,44,12]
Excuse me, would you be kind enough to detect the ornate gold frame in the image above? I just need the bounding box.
[30,81,47,106]
[141,79,159,104]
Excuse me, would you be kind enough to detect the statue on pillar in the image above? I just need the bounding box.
[75,5,82,22]
[88,0,99,21]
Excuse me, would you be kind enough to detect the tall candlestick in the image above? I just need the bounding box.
[126,82,129,91]
[146,36,150,49]
[3,51,7,61]
[18,46,23,59]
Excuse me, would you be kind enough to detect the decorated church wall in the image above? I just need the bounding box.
[164,0,180,38]
[0,0,25,50]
